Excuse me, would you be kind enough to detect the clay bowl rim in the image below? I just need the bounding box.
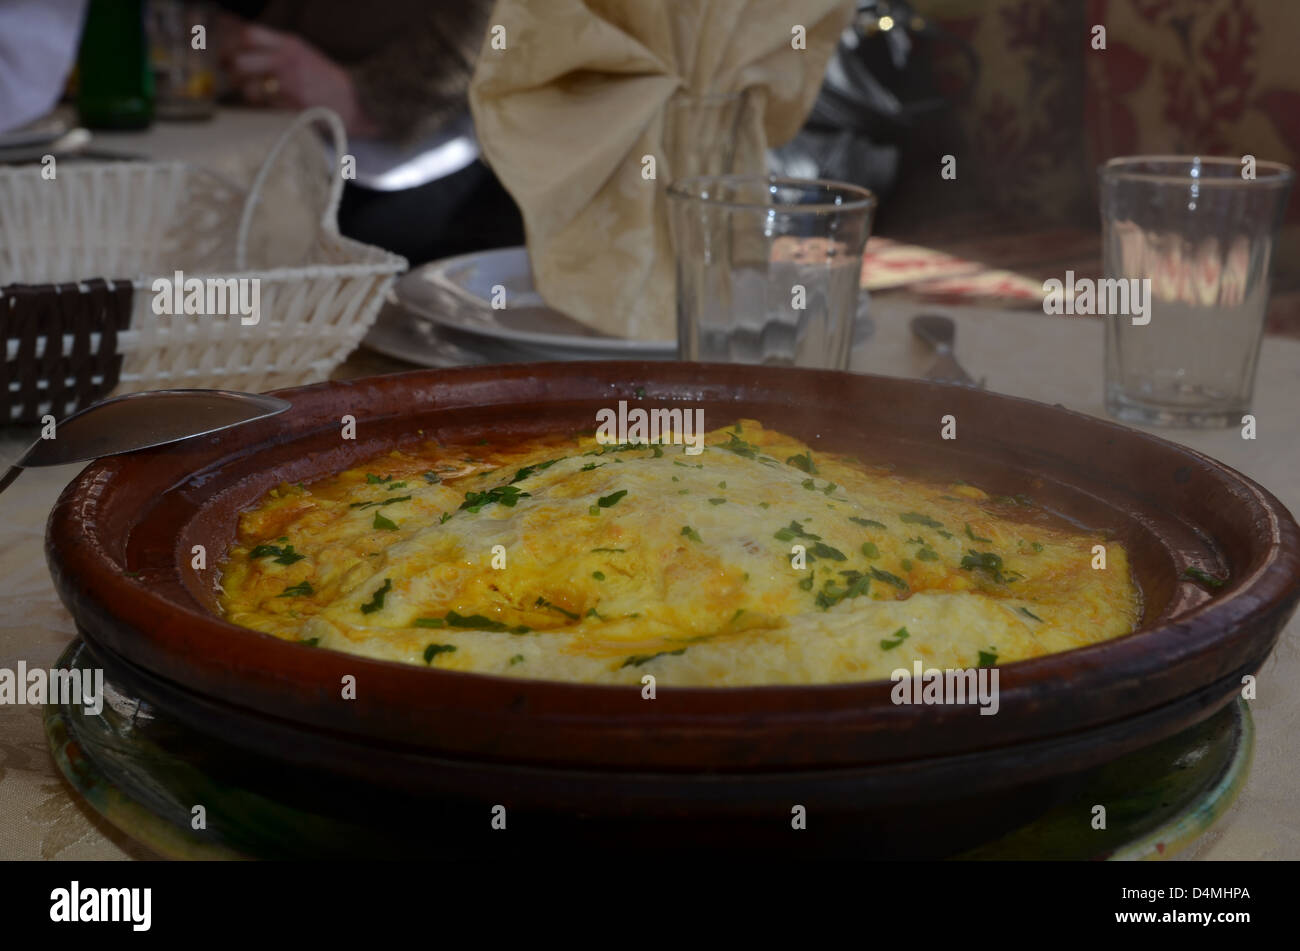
[44,362,1300,770]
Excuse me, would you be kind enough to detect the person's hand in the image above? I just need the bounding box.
[219,21,378,137]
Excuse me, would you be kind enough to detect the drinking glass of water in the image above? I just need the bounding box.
[1101,156,1293,427]
[667,176,876,369]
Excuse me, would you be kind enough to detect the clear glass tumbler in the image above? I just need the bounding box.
[1101,156,1293,427]
[662,91,759,182]
[667,175,876,369]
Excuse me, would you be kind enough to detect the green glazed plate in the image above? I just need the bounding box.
[46,639,1252,860]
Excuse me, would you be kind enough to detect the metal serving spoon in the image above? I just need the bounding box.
[0,389,291,495]
[910,313,982,387]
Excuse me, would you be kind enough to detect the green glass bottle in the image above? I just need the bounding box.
[77,0,155,130]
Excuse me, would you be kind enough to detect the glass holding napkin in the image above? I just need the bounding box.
[469,0,855,343]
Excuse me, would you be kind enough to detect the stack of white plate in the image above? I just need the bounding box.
[369,247,676,366]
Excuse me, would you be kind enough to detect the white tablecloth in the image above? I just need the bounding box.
[2,295,1297,858]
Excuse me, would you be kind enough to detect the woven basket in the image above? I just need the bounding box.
[0,107,406,424]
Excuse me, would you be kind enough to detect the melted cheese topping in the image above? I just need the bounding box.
[218,421,1141,685]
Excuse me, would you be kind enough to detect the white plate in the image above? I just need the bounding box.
[362,301,490,368]
[392,246,677,361]
[0,113,70,149]
[0,127,91,164]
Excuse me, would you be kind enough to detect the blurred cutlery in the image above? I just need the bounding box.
[911,313,981,387]
[0,389,290,495]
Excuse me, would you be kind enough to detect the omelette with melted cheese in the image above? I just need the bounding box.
[218,421,1141,685]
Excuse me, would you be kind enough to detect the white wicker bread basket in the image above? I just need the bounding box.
[0,108,406,423]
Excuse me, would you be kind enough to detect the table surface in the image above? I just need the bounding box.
[2,110,1297,859]
[3,297,1298,859]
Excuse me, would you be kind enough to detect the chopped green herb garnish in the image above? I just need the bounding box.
[423,643,457,664]
[1017,606,1044,622]
[621,648,686,668]
[509,654,525,665]
[880,627,909,650]
[250,543,306,565]
[349,495,412,510]
[802,478,817,491]
[581,462,605,472]
[586,442,643,457]
[681,525,702,543]
[861,541,879,559]
[850,517,887,529]
[815,571,871,609]
[413,617,445,628]
[721,432,761,459]
[787,451,817,474]
[445,611,530,634]
[900,512,944,529]
[717,481,727,489]
[1183,566,1227,589]
[422,471,441,484]
[439,512,452,524]
[774,521,820,542]
[592,571,606,581]
[460,485,530,512]
[869,566,908,590]
[278,581,314,597]
[300,637,320,647]
[509,458,561,484]
[365,473,394,484]
[978,649,998,667]
[535,596,580,620]
[960,549,1020,584]
[372,511,398,531]
[708,498,727,505]
[915,548,939,561]
[965,523,991,543]
[591,547,626,553]
[597,489,628,508]
[798,570,815,591]
[808,542,847,561]
[360,578,392,614]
